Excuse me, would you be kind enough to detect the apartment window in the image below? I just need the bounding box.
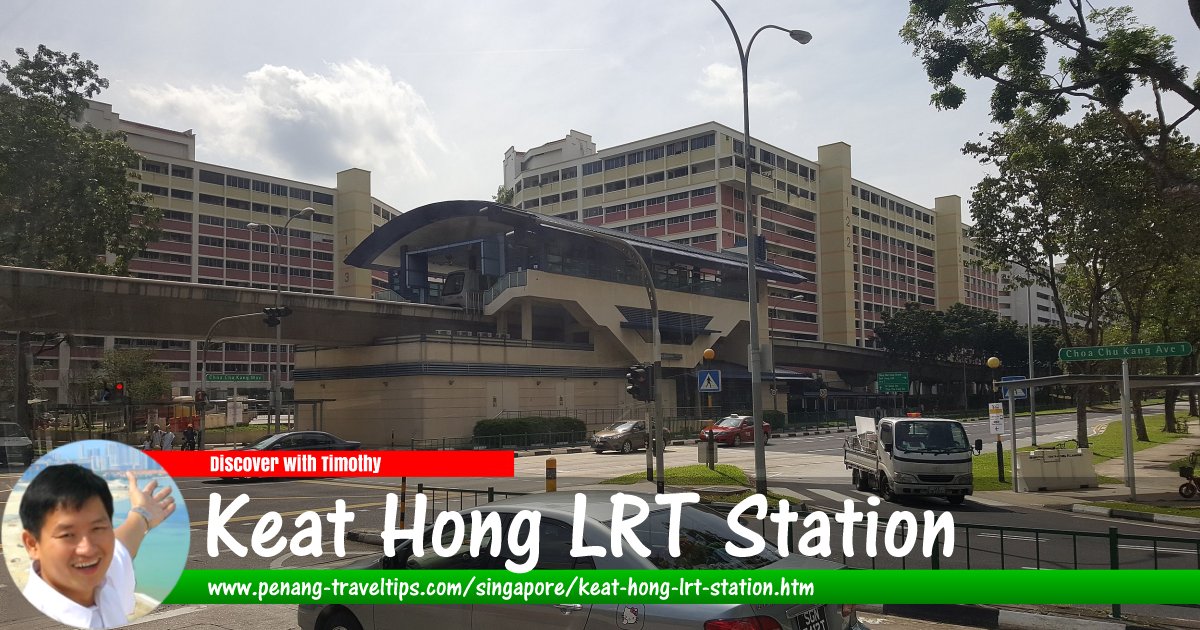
[160,231,191,244]
[168,165,192,179]
[539,171,559,185]
[691,186,716,197]
[646,219,665,229]
[667,192,689,202]
[666,166,687,179]
[556,211,579,221]
[627,176,644,187]
[199,193,224,206]
[198,170,224,185]
[313,191,334,205]
[314,271,334,280]
[560,166,577,180]
[666,140,688,156]
[288,228,311,239]
[226,198,250,210]
[646,171,665,184]
[689,133,715,150]
[523,199,540,209]
[667,214,689,225]
[267,183,286,196]
[141,184,168,196]
[227,239,250,251]
[169,188,193,201]
[604,155,625,170]
[561,190,578,201]
[198,257,223,267]
[691,210,716,221]
[228,218,251,230]
[583,207,603,219]
[541,194,560,205]
[605,204,626,215]
[583,185,603,197]
[225,260,250,271]
[691,160,715,174]
[582,161,603,176]
[604,180,626,193]
[627,151,644,165]
[141,159,167,174]
[523,175,539,188]
[646,146,665,160]
[289,188,312,201]
[226,175,250,189]
[199,215,224,227]
[199,236,224,247]
[162,210,192,223]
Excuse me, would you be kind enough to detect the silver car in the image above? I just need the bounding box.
[590,421,671,454]
[298,491,867,630]
[0,421,35,468]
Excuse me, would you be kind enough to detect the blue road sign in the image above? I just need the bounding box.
[1001,375,1027,400]
[698,369,722,393]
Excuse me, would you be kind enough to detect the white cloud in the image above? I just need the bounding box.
[689,62,801,110]
[127,60,445,189]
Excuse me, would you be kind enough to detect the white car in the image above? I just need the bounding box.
[299,491,867,630]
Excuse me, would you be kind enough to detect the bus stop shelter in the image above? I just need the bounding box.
[992,373,1200,499]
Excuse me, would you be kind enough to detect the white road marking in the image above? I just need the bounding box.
[808,488,862,504]
[977,532,1049,542]
[127,606,206,626]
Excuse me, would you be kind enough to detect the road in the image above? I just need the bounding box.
[0,406,1196,629]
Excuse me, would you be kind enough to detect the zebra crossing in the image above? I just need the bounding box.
[774,484,1012,513]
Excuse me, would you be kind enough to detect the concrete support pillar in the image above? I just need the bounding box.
[521,302,533,341]
[497,311,509,337]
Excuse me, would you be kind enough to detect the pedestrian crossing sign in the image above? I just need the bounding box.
[698,369,721,393]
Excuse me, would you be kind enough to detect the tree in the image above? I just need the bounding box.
[92,349,171,404]
[902,1,1200,200]
[0,45,158,272]
[492,185,515,205]
[0,45,159,433]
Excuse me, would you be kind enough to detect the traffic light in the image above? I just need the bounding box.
[625,364,653,402]
[113,382,126,400]
[263,305,293,327]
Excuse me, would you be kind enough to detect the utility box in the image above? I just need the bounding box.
[698,440,717,467]
[1016,448,1097,491]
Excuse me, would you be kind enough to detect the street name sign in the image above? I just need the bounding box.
[206,374,266,382]
[1059,342,1192,362]
[877,371,909,393]
[697,370,721,393]
[1000,375,1027,400]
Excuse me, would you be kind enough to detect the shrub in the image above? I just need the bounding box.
[473,416,585,438]
[763,410,785,426]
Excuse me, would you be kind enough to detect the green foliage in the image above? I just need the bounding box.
[472,415,585,438]
[903,1,1200,199]
[602,464,749,486]
[874,303,1060,372]
[93,349,171,403]
[492,185,515,205]
[0,45,159,274]
[762,410,784,426]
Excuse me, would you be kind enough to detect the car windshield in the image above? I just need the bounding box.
[604,422,639,432]
[896,421,970,453]
[244,434,283,450]
[609,504,781,569]
[716,416,744,428]
[0,423,26,438]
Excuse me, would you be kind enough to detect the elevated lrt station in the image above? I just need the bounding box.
[295,200,813,446]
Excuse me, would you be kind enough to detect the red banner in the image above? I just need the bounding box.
[147,450,514,478]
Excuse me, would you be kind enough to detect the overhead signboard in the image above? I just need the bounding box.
[1059,342,1192,362]
[877,371,909,393]
[205,374,266,382]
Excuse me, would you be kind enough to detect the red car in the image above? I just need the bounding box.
[699,414,771,447]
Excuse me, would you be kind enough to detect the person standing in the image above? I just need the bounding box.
[182,424,197,451]
[149,425,163,451]
[160,427,175,451]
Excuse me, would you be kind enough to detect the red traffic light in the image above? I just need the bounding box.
[114,382,125,392]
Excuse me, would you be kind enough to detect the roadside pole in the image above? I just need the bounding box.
[1121,358,1135,500]
[1009,388,1018,493]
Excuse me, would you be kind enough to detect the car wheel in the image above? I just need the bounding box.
[855,470,871,492]
[947,495,966,506]
[621,440,634,454]
[320,609,363,630]
[733,434,742,447]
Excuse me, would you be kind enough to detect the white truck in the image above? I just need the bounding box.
[844,416,978,505]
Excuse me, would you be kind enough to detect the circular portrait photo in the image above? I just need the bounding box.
[2,439,188,629]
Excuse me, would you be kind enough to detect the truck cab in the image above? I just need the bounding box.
[845,416,976,504]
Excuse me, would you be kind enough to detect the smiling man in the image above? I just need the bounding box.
[18,464,176,629]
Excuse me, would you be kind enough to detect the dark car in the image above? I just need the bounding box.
[298,491,867,630]
[239,430,360,451]
[698,414,771,447]
[0,421,35,468]
[590,420,671,453]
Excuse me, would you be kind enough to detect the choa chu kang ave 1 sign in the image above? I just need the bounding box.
[1059,342,1192,362]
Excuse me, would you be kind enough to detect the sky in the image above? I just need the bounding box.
[1,1,1197,219]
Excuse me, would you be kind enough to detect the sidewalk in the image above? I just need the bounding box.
[975,432,1200,526]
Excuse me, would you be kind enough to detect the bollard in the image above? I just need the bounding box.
[996,437,1005,483]
[546,458,557,492]
[1109,527,1121,620]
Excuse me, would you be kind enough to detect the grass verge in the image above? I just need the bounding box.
[602,463,748,486]
[1088,501,1200,519]
[972,414,1193,491]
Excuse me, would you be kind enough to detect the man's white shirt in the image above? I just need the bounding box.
[23,539,136,629]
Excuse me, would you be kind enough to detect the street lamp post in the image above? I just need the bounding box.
[199,312,269,449]
[250,207,313,434]
[710,0,811,495]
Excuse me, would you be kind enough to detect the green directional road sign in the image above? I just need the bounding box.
[1059,342,1193,362]
[877,371,909,393]
[205,374,267,382]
